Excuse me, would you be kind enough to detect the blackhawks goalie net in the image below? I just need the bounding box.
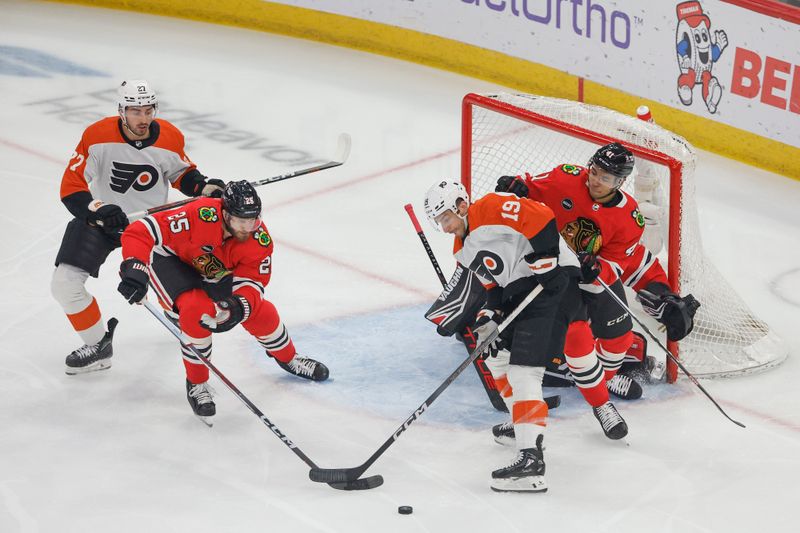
[462,92,787,381]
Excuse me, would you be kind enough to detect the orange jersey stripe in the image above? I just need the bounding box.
[494,374,513,398]
[66,297,102,332]
[512,399,548,426]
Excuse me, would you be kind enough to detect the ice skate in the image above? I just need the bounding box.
[607,373,643,400]
[492,421,515,446]
[65,318,118,375]
[490,434,547,493]
[592,401,628,440]
[276,355,329,381]
[186,380,216,426]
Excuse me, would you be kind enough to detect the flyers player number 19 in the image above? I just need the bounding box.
[501,200,521,221]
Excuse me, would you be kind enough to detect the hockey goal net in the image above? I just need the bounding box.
[462,92,787,381]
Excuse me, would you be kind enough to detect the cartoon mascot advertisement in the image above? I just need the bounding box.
[675,1,729,113]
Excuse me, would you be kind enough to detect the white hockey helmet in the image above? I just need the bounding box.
[424,179,469,231]
[117,79,158,116]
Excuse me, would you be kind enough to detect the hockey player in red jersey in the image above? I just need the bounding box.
[424,179,582,492]
[496,143,699,413]
[118,181,329,424]
[53,80,225,375]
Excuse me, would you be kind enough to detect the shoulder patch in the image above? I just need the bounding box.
[198,206,218,223]
[559,164,582,176]
[631,208,645,228]
[254,227,272,247]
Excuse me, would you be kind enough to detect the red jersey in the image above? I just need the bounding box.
[120,198,273,305]
[520,164,668,291]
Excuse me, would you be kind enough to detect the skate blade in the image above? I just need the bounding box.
[490,476,547,493]
[493,435,516,447]
[195,415,214,427]
[65,360,112,375]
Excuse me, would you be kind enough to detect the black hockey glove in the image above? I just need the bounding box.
[90,203,129,233]
[199,295,251,333]
[118,258,149,304]
[473,308,505,359]
[201,178,226,198]
[637,282,701,342]
[495,175,529,198]
[577,251,601,284]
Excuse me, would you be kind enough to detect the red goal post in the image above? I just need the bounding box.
[461,92,787,381]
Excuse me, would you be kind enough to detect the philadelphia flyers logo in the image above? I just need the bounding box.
[109,162,160,193]
[469,250,505,281]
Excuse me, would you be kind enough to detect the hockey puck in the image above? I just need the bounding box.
[398,506,413,515]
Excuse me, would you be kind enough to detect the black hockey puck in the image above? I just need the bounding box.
[398,506,413,515]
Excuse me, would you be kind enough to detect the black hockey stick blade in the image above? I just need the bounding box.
[545,394,561,409]
[309,467,362,483]
[327,475,384,491]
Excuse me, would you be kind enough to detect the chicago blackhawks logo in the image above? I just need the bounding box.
[560,164,582,176]
[198,206,218,223]
[631,208,645,228]
[561,217,602,253]
[109,162,160,193]
[254,228,271,247]
[191,253,230,279]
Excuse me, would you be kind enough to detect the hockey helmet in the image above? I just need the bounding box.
[117,79,158,115]
[424,180,469,231]
[222,180,262,219]
[588,142,635,188]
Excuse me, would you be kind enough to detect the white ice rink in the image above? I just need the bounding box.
[2,1,800,532]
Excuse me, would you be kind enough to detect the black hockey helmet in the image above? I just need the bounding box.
[222,180,261,218]
[588,142,635,185]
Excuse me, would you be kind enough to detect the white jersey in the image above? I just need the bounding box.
[60,117,195,215]
[453,193,579,290]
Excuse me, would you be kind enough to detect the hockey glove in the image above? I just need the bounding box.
[200,295,251,333]
[90,203,129,233]
[201,178,226,198]
[576,251,601,284]
[118,258,149,304]
[473,308,505,359]
[637,282,701,341]
[495,175,530,198]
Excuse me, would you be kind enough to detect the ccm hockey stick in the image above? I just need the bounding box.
[127,133,352,220]
[309,284,544,485]
[403,204,560,411]
[595,278,745,428]
[142,299,383,490]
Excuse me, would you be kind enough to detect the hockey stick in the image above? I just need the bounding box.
[595,278,745,428]
[308,284,544,485]
[141,298,383,490]
[403,204,560,411]
[126,133,352,220]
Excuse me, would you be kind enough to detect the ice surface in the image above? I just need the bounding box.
[1,2,799,532]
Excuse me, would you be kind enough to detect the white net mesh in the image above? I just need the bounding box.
[464,92,787,379]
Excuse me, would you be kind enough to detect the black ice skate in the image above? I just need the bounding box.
[186,380,216,427]
[593,401,628,440]
[490,434,547,493]
[492,421,515,446]
[607,373,643,400]
[65,318,118,375]
[276,355,329,382]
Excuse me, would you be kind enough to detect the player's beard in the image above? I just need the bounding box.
[223,219,251,242]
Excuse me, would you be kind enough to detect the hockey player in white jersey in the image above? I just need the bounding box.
[424,180,582,492]
[52,80,225,375]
